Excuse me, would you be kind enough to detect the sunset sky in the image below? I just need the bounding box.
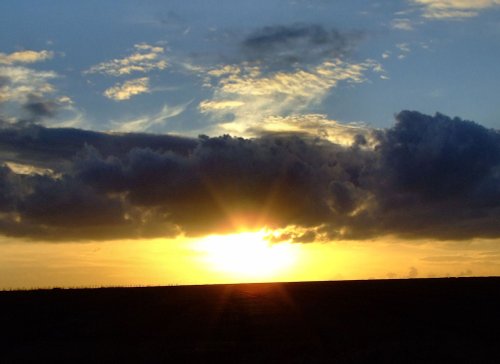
[1,0,500,289]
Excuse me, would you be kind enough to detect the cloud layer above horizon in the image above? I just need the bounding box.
[0,110,498,243]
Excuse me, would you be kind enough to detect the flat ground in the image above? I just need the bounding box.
[1,278,499,363]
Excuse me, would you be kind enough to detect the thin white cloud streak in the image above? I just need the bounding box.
[0,50,54,65]
[391,18,415,30]
[413,0,500,19]
[104,77,150,101]
[85,43,167,76]
[111,101,191,132]
[199,100,245,111]
[5,162,58,178]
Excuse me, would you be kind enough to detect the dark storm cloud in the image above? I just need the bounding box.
[0,165,19,211]
[370,111,500,240]
[0,122,197,169]
[0,110,499,242]
[73,134,349,236]
[241,24,362,69]
[380,111,500,200]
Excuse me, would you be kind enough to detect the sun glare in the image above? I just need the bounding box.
[194,230,299,281]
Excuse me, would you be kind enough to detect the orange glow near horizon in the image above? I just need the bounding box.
[1,234,500,289]
[193,230,300,281]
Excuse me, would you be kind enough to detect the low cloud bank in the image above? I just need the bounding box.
[0,111,498,242]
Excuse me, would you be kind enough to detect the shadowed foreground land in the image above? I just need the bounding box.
[1,278,500,363]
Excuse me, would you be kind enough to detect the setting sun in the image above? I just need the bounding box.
[194,231,299,281]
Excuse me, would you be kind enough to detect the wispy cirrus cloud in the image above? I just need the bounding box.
[0,50,54,65]
[111,101,191,132]
[85,43,167,76]
[391,18,415,30]
[396,43,411,59]
[0,66,57,103]
[199,100,245,112]
[104,77,150,101]
[199,59,382,136]
[413,0,500,19]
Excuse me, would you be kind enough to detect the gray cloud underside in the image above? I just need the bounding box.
[0,110,499,242]
[240,24,362,70]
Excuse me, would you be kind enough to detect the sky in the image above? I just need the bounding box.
[0,0,500,288]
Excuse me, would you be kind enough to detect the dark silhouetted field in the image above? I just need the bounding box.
[1,278,499,363]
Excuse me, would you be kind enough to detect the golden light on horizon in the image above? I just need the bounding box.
[193,230,300,281]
